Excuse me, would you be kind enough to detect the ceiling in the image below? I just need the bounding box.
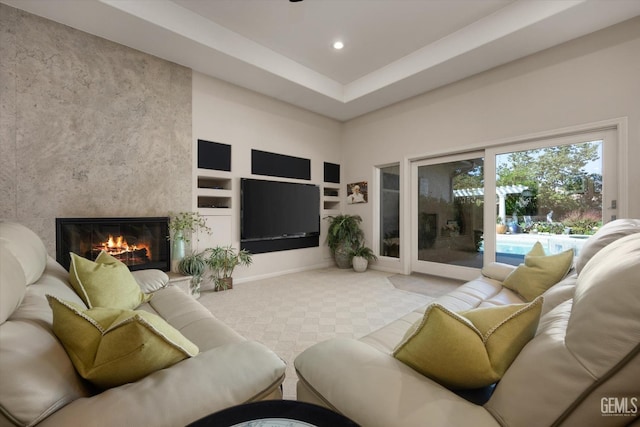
[4,0,640,121]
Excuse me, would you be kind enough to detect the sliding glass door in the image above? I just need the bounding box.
[410,128,618,280]
[411,152,484,280]
[485,129,618,266]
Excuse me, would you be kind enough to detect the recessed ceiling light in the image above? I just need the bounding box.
[333,41,344,50]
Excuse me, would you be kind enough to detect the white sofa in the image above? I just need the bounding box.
[295,219,640,427]
[0,222,286,427]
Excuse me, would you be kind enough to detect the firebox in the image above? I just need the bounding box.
[56,217,170,272]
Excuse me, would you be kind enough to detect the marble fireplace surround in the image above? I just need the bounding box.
[0,4,192,257]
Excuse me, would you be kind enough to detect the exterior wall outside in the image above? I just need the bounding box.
[192,73,342,281]
[342,17,640,273]
[0,4,192,256]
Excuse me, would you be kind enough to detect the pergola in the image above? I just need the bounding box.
[453,185,530,222]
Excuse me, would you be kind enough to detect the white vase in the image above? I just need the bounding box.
[171,231,185,273]
[352,256,368,273]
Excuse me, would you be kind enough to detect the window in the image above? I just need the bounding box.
[380,165,400,258]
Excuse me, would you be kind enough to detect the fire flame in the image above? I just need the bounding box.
[98,235,152,260]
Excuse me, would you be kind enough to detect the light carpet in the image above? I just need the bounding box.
[197,268,436,400]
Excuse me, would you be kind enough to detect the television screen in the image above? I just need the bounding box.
[241,178,320,241]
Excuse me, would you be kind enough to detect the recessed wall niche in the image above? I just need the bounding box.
[251,149,311,180]
[198,140,231,171]
[324,162,340,184]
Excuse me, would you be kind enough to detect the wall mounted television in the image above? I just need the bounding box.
[241,178,320,254]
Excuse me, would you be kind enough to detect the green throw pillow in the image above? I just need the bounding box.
[47,295,198,389]
[69,251,151,309]
[502,242,573,301]
[393,298,543,389]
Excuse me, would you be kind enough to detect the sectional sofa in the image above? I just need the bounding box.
[295,219,640,427]
[0,222,286,427]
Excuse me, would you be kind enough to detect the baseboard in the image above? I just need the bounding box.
[234,261,334,284]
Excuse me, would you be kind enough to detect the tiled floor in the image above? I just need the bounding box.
[197,268,457,400]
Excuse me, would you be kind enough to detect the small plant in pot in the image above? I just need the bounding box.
[325,214,364,269]
[350,244,378,273]
[168,212,211,272]
[496,216,507,234]
[204,245,253,291]
[177,251,206,299]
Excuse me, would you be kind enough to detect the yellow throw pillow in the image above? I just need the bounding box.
[47,295,198,389]
[502,242,573,301]
[69,251,151,309]
[393,298,542,389]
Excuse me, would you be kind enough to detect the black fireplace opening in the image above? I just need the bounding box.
[56,217,170,272]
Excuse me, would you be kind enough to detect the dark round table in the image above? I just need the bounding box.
[187,400,359,427]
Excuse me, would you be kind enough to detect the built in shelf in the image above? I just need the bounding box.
[323,200,340,211]
[323,187,339,197]
[322,185,341,212]
[198,176,232,191]
[196,169,233,214]
[197,196,231,209]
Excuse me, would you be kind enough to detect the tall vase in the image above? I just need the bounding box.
[171,231,185,273]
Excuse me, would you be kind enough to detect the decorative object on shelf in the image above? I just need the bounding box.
[325,214,364,269]
[350,244,378,273]
[168,212,211,272]
[204,246,253,292]
[177,252,207,299]
[346,181,368,204]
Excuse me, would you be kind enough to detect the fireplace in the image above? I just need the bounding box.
[56,217,170,272]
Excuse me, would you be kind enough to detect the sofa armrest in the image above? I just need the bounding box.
[481,262,517,282]
[295,338,498,427]
[38,341,286,427]
[131,269,169,293]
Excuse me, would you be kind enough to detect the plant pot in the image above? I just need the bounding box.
[171,231,185,272]
[496,224,507,234]
[214,277,233,292]
[334,243,353,269]
[352,256,368,273]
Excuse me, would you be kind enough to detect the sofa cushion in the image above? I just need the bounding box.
[69,251,151,309]
[296,338,500,427]
[502,242,573,301]
[0,241,26,324]
[47,296,198,389]
[0,268,91,427]
[143,285,246,352]
[393,297,542,389]
[486,233,640,426]
[568,232,640,376]
[575,218,640,274]
[132,269,169,293]
[0,222,48,286]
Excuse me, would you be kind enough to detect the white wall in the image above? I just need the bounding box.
[342,17,640,273]
[192,72,343,281]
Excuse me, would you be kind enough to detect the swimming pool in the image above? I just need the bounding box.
[480,234,588,256]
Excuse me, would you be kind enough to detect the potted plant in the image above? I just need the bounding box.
[177,251,206,299]
[204,245,253,291]
[496,216,507,234]
[168,212,211,272]
[350,244,378,273]
[325,214,364,269]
